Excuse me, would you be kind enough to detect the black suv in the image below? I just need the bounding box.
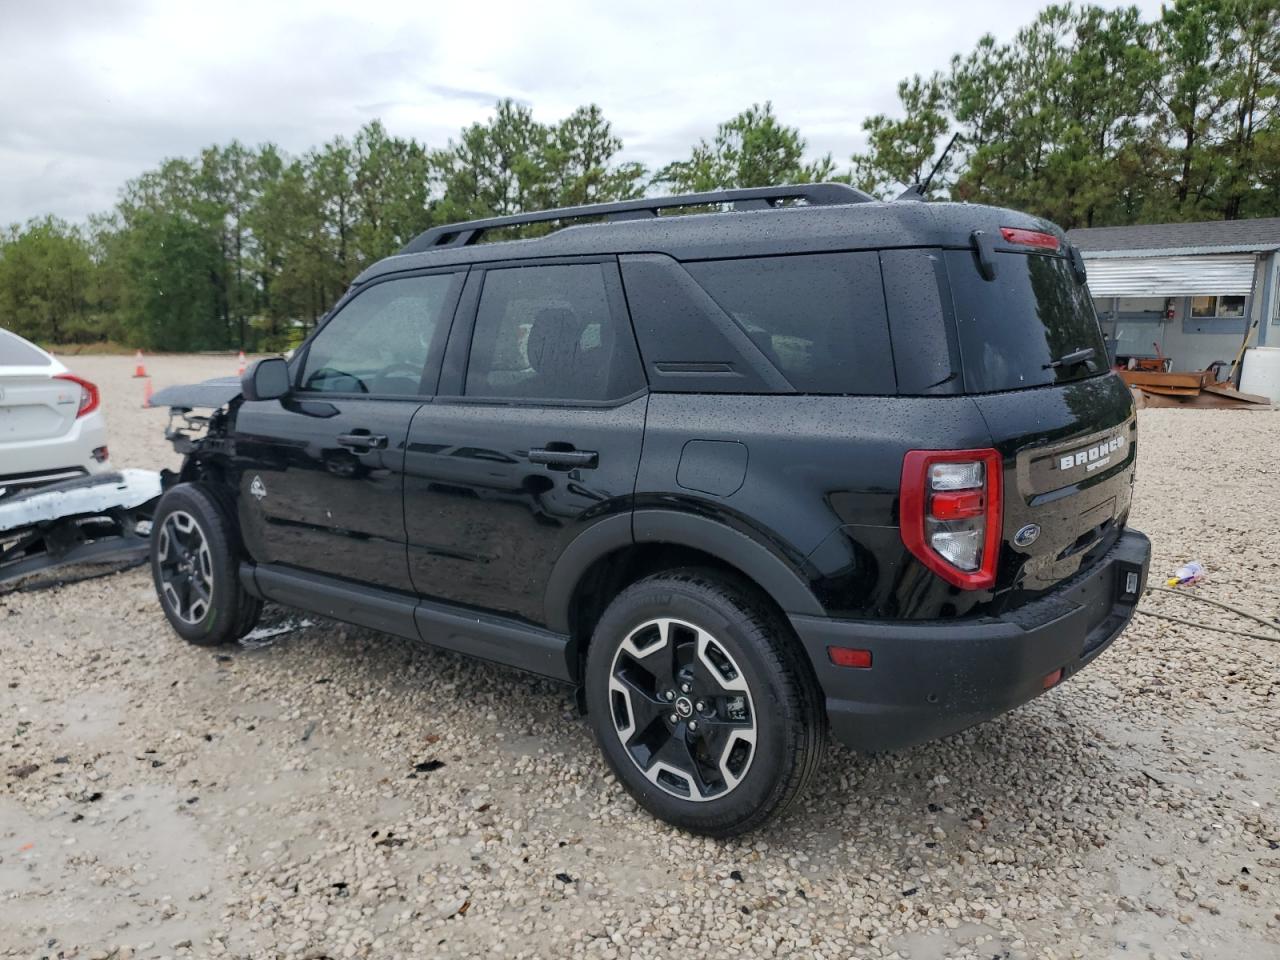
[150,183,1151,837]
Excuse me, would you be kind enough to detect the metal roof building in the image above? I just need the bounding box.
[1068,218,1280,372]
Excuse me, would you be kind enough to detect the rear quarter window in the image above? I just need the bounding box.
[0,329,53,366]
[684,253,895,395]
[945,250,1107,393]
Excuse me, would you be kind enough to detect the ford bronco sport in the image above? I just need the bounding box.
[149,183,1151,836]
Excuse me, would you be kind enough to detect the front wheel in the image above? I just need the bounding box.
[585,570,825,837]
[150,483,261,646]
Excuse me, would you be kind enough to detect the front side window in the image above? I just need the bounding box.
[301,273,460,396]
[465,263,643,402]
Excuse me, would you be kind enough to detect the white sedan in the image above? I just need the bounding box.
[0,328,110,498]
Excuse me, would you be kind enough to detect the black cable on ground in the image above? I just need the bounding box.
[1137,585,1280,644]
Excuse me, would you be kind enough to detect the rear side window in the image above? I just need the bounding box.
[465,263,644,402]
[684,253,895,394]
[945,251,1107,393]
[0,329,53,366]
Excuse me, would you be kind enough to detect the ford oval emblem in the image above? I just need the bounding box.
[1013,523,1041,547]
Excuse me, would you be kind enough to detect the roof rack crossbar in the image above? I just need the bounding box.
[400,182,872,253]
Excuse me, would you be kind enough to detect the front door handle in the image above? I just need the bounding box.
[529,447,599,470]
[336,431,389,451]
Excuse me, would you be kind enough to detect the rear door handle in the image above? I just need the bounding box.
[529,447,599,469]
[336,432,389,450]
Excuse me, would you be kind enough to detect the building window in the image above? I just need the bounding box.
[1190,295,1246,318]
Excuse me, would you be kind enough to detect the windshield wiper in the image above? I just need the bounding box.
[1043,346,1096,371]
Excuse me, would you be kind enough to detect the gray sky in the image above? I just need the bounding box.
[1,0,1167,224]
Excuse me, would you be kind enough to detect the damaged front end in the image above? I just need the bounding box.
[152,376,242,478]
[0,377,245,592]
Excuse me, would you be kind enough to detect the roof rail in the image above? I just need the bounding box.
[399,182,873,253]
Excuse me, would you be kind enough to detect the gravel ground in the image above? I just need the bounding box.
[2,355,1278,960]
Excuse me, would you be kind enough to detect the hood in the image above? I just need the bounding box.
[149,376,243,410]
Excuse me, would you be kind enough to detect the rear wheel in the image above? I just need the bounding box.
[151,483,261,645]
[585,569,825,837]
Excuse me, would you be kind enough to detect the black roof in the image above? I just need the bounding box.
[1068,217,1280,254]
[354,192,1056,286]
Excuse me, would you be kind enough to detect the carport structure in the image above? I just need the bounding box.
[1069,217,1280,373]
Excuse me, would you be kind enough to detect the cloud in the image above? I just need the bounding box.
[0,0,1168,224]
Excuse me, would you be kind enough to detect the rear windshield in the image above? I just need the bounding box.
[945,250,1106,393]
[0,329,53,366]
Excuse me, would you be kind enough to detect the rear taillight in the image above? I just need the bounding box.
[54,374,100,418]
[900,448,1003,590]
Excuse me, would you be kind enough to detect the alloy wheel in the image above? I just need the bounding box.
[156,510,214,625]
[607,618,757,802]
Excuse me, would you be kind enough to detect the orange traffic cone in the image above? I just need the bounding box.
[142,378,153,408]
[133,350,147,378]
[237,350,247,375]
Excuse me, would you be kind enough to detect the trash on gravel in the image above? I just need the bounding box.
[240,618,315,648]
[1166,560,1205,586]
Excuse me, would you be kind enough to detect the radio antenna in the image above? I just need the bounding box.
[896,132,962,202]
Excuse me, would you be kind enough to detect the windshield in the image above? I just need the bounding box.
[946,251,1106,393]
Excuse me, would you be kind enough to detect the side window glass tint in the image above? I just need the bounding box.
[301,274,458,397]
[684,253,895,395]
[879,248,959,395]
[465,264,643,402]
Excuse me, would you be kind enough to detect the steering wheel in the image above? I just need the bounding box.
[380,361,424,380]
[307,367,369,393]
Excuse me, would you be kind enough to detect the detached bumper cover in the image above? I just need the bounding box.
[790,528,1151,752]
[0,469,163,587]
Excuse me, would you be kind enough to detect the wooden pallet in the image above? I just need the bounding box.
[1120,369,1271,409]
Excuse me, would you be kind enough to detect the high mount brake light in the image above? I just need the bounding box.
[999,227,1060,252]
[900,448,1003,590]
[54,374,100,418]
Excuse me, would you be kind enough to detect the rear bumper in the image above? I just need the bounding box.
[790,528,1151,752]
[0,410,109,489]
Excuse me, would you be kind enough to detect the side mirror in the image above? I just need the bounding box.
[242,356,291,401]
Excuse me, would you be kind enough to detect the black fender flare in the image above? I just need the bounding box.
[543,509,825,634]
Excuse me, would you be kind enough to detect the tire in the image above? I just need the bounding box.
[584,569,826,837]
[150,483,262,646]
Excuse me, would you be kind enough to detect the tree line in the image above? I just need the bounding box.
[1,0,1276,352]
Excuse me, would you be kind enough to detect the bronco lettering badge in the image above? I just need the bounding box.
[1057,434,1126,473]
